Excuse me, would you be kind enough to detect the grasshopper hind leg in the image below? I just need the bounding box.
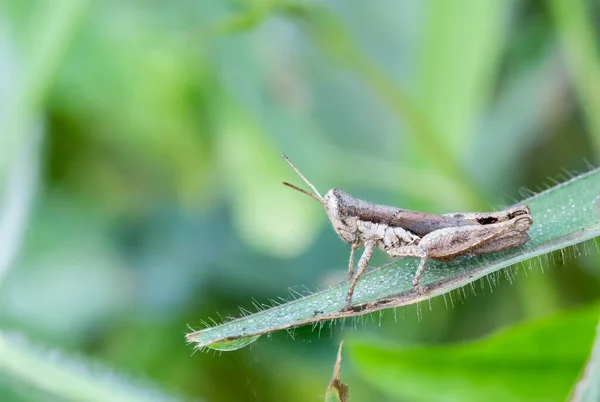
[391,214,532,289]
[470,232,530,255]
[385,245,428,289]
[412,255,429,288]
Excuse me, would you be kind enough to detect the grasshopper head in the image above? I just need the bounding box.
[323,189,359,244]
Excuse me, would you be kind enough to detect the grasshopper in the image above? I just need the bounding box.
[281,154,533,311]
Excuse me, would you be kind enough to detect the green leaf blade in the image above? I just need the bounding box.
[186,168,600,351]
[571,322,600,402]
[347,303,600,402]
[0,331,180,402]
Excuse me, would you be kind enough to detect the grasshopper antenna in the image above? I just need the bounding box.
[281,153,324,205]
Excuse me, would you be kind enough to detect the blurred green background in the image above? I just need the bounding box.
[1,0,600,401]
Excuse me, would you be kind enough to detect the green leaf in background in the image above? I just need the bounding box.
[419,0,508,157]
[0,331,180,402]
[571,322,600,402]
[52,2,211,207]
[0,127,42,288]
[215,103,322,257]
[348,303,600,402]
[285,3,488,208]
[550,0,600,156]
[186,167,600,351]
[0,0,88,179]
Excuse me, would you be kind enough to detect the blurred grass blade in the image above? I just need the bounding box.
[550,0,600,157]
[419,0,508,157]
[0,331,182,402]
[0,125,42,287]
[1,0,88,176]
[287,4,487,208]
[571,321,600,402]
[186,168,600,351]
[326,341,348,402]
[348,303,599,402]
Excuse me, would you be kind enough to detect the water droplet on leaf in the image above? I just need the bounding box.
[207,335,261,351]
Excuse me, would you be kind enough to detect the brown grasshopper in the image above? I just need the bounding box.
[281,154,533,311]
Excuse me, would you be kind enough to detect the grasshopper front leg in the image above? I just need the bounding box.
[347,244,361,280]
[344,241,375,311]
